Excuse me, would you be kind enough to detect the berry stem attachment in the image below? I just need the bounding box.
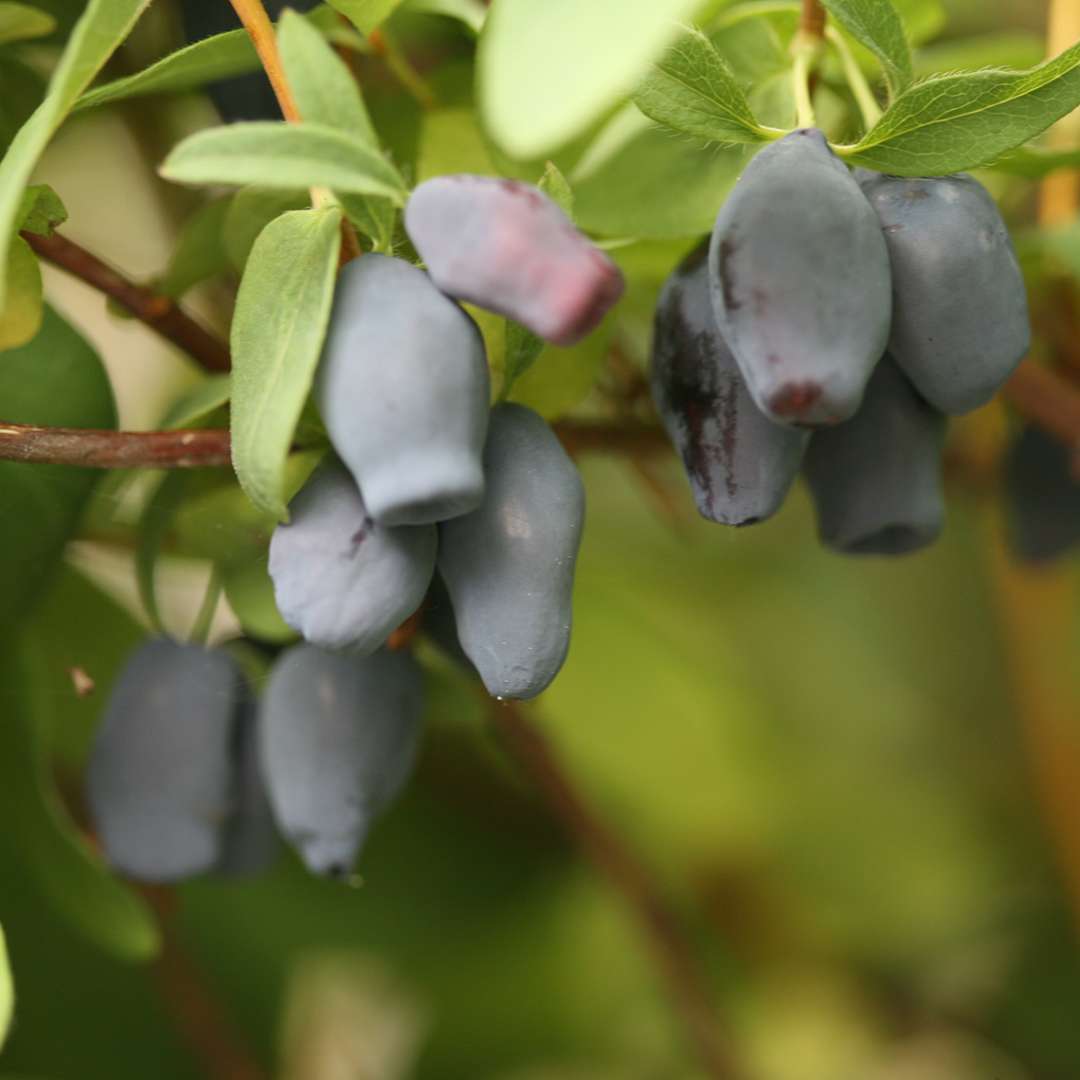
[826,25,883,129]
[791,46,817,129]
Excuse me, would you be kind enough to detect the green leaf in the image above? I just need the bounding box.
[223,187,310,272]
[0,923,11,1050]
[278,9,377,144]
[160,122,408,204]
[277,10,395,248]
[404,0,485,34]
[134,471,187,634]
[0,55,46,154]
[478,0,702,159]
[501,319,545,397]
[160,373,232,429]
[820,0,912,97]
[844,43,1080,176]
[16,183,66,236]
[915,32,1045,79]
[990,144,1080,178]
[510,320,613,419]
[633,27,772,145]
[0,306,116,624]
[0,0,151,307]
[0,235,42,350]
[327,0,404,34]
[571,106,747,238]
[538,161,574,217]
[231,207,342,519]
[222,555,297,643]
[157,197,231,299]
[0,1,55,44]
[74,29,258,111]
[0,628,159,962]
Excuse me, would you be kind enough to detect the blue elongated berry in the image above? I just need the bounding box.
[259,644,423,877]
[405,174,624,345]
[709,129,892,427]
[438,404,584,699]
[652,244,808,525]
[269,462,436,653]
[315,254,490,526]
[859,171,1030,414]
[803,356,947,555]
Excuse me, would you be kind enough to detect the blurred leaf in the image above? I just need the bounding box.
[404,0,485,34]
[277,10,395,248]
[0,306,115,624]
[417,106,497,180]
[0,55,45,153]
[134,472,187,634]
[501,320,545,398]
[478,0,702,159]
[15,183,66,236]
[509,321,612,419]
[0,1,55,44]
[894,0,943,46]
[0,0,150,306]
[160,123,408,203]
[160,373,232,429]
[223,186,310,272]
[74,28,258,110]
[537,161,574,217]
[222,555,297,644]
[845,43,1080,175]
[0,922,11,1049]
[156,197,231,299]
[328,0,404,34]
[0,629,159,961]
[820,0,912,96]
[572,107,747,238]
[634,27,773,145]
[231,207,341,519]
[989,144,1080,178]
[915,32,1045,78]
[0,235,42,350]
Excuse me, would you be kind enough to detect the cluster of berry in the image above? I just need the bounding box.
[87,176,623,881]
[652,128,1031,555]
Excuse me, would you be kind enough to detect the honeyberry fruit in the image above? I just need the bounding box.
[652,243,808,525]
[438,403,585,699]
[269,462,436,653]
[859,171,1030,414]
[87,639,242,882]
[709,129,891,427]
[259,644,423,877]
[405,174,625,346]
[315,254,490,526]
[803,355,946,555]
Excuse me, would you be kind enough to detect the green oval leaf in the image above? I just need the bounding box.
[478,0,702,160]
[845,41,1080,176]
[0,235,42,350]
[820,0,912,97]
[0,0,151,306]
[634,26,772,145]
[160,122,408,204]
[327,0,405,34]
[0,1,55,45]
[231,207,342,519]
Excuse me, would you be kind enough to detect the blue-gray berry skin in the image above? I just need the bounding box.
[315,254,491,526]
[708,129,892,427]
[859,171,1030,414]
[437,404,585,700]
[216,693,279,878]
[1005,425,1080,563]
[803,356,946,556]
[269,462,436,653]
[405,175,624,346]
[652,244,808,525]
[258,644,423,877]
[87,639,241,882]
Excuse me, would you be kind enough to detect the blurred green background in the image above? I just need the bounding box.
[3,0,1080,1077]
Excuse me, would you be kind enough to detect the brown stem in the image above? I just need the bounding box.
[22,230,231,374]
[0,424,231,468]
[227,0,300,122]
[1003,360,1080,450]
[800,0,826,39]
[490,702,744,1080]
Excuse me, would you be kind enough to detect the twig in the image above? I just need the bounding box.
[490,702,743,1080]
[800,0,826,39]
[227,0,300,122]
[1002,361,1080,450]
[0,424,231,468]
[22,230,230,374]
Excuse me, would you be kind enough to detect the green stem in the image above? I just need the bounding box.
[189,566,223,648]
[792,50,816,128]
[826,26,883,129]
[373,27,437,110]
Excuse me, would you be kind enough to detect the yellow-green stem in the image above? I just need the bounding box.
[792,50,816,128]
[826,26,882,129]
